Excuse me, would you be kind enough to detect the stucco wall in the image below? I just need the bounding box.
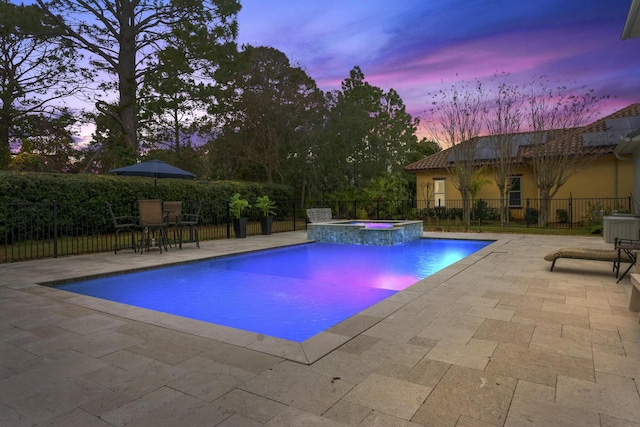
[413,155,632,205]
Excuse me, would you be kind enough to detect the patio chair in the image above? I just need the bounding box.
[163,201,182,247]
[177,201,202,249]
[106,202,138,254]
[306,207,334,223]
[138,199,169,253]
[544,244,634,279]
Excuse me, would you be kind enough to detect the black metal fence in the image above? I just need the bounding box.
[311,196,634,229]
[1,196,633,263]
[413,196,634,229]
[0,199,302,263]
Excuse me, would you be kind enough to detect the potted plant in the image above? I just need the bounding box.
[256,195,277,235]
[229,193,250,238]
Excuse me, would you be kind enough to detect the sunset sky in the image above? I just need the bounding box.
[236,0,640,121]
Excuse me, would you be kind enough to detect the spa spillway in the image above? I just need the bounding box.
[307,220,423,246]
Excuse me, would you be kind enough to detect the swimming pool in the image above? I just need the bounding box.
[57,239,491,342]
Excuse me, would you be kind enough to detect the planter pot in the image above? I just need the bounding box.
[260,216,274,235]
[233,217,248,238]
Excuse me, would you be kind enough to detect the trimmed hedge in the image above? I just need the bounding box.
[0,171,295,242]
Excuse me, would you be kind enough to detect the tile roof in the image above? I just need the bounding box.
[404,102,640,173]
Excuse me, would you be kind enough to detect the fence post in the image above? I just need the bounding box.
[525,198,530,228]
[186,199,194,242]
[293,200,296,231]
[376,200,380,220]
[568,194,573,230]
[53,200,58,258]
[226,203,231,239]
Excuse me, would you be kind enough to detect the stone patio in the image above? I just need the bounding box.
[0,231,639,426]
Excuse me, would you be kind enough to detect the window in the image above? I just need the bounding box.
[508,176,522,207]
[434,179,445,207]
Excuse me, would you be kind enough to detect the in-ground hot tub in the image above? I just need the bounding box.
[307,220,423,246]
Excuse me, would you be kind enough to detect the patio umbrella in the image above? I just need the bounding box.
[109,159,195,188]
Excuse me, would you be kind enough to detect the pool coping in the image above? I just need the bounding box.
[35,233,505,365]
[307,219,424,246]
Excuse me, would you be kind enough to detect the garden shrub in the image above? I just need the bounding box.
[525,207,538,224]
[556,209,569,224]
[0,171,294,242]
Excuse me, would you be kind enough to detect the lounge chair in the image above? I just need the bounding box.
[106,202,138,254]
[629,274,640,317]
[138,199,169,253]
[544,246,634,280]
[613,238,640,283]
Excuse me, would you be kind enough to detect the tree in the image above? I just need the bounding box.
[427,79,485,227]
[139,46,210,157]
[363,172,410,218]
[139,9,237,158]
[79,105,136,173]
[213,46,323,184]
[405,137,441,200]
[406,137,441,164]
[0,0,88,169]
[483,75,523,226]
[9,113,80,172]
[523,76,606,226]
[322,66,420,193]
[36,0,241,154]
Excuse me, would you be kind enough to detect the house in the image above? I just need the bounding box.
[404,103,640,220]
[620,0,640,214]
[622,0,640,40]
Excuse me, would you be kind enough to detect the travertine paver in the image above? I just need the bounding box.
[310,348,381,384]
[323,399,373,425]
[169,356,257,402]
[58,313,127,335]
[70,329,145,358]
[488,342,595,385]
[512,380,556,403]
[240,360,353,415]
[423,365,517,425]
[1,231,639,426]
[412,403,461,426]
[472,318,534,346]
[417,311,487,343]
[214,389,288,424]
[562,324,623,347]
[263,406,346,426]
[529,328,593,359]
[556,372,640,423]
[342,373,431,419]
[505,398,602,427]
[425,338,497,370]
[599,414,640,427]
[402,357,451,388]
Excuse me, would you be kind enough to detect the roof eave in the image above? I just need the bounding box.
[622,0,640,40]
[614,129,640,159]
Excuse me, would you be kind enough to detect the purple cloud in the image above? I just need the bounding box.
[238,0,640,120]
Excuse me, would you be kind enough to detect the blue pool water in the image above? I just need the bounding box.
[57,239,491,341]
